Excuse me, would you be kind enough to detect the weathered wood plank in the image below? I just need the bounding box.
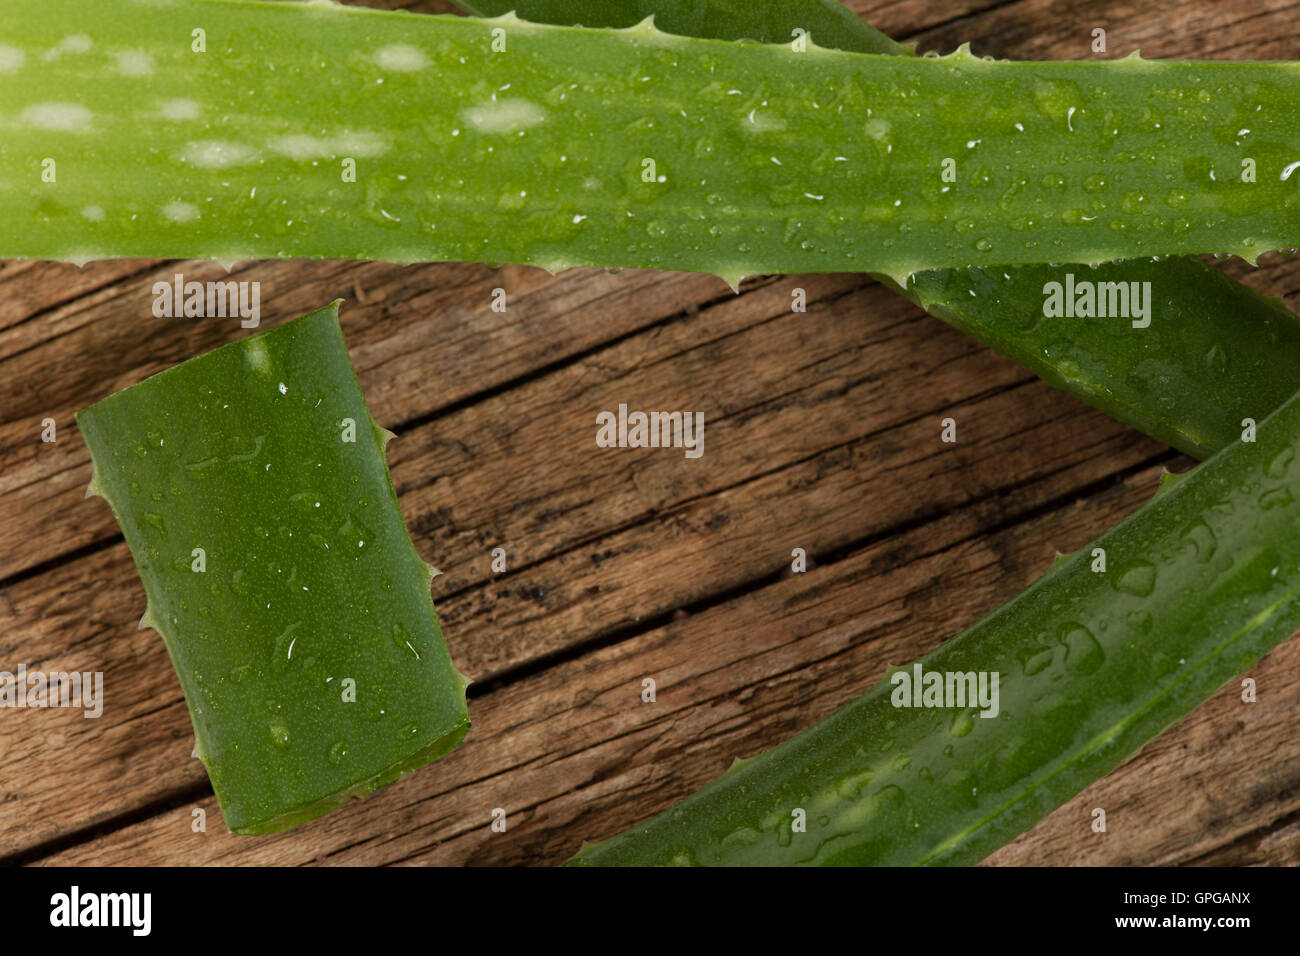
[909,0,1300,60]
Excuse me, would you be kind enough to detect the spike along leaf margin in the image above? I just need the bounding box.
[77,303,471,835]
[570,381,1300,866]
[453,0,1300,460]
[455,0,915,55]
[2,0,1299,287]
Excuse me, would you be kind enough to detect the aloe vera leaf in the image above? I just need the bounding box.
[76,304,470,835]
[453,0,913,55]
[570,387,1300,865]
[459,1,1300,459]
[894,260,1300,458]
[5,1,1299,283]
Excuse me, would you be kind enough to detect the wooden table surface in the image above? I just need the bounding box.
[2,0,1299,867]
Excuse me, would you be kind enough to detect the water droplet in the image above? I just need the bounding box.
[1128,609,1154,632]
[1259,487,1293,510]
[836,769,874,800]
[1120,191,1147,214]
[1060,624,1103,674]
[1083,174,1108,193]
[1114,561,1157,597]
[1266,446,1294,479]
[998,180,1025,211]
[270,724,291,746]
[720,826,761,847]
[328,741,349,764]
[1021,644,1055,675]
[1181,520,1217,562]
[873,784,905,811]
[776,818,793,847]
[272,622,302,665]
[393,623,421,660]
[1205,344,1228,373]
[338,512,373,551]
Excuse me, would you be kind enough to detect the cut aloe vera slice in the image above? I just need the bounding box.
[77,303,470,835]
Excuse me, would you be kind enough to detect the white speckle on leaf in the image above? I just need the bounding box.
[82,205,105,221]
[371,44,428,71]
[271,134,329,160]
[246,339,270,374]
[271,130,388,159]
[159,99,201,121]
[745,109,785,132]
[163,202,199,223]
[865,118,890,140]
[21,102,92,131]
[463,98,546,135]
[0,45,27,72]
[182,140,257,168]
[337,130,389,156]
[40,35,92,62]
[115,50,153,76]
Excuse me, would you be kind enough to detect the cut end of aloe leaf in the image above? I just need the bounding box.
[77,303,469,835]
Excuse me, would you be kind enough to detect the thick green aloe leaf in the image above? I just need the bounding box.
[77,304,470,834]
[3,0,1298,284]
[571,381,1300,865]
[455,0,913,55]
[457,0,1300,459]
[894,260,1300,458]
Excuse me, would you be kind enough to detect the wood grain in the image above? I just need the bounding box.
[2,0,1299,866]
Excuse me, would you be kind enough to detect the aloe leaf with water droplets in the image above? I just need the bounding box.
[3,0,1299,286]
[77,304,470,835]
